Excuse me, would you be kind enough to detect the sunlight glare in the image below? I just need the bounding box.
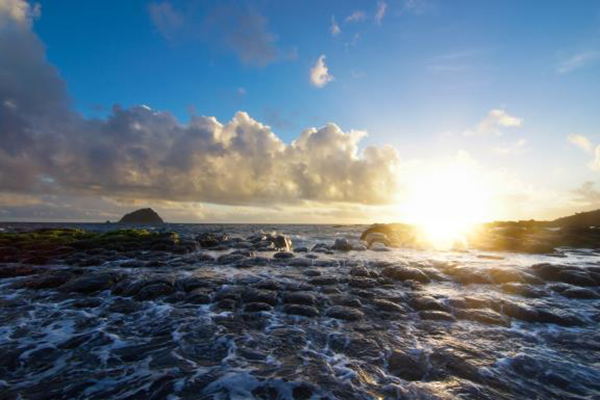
[403,164,491,249]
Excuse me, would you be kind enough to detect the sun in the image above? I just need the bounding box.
[403,164,492,249]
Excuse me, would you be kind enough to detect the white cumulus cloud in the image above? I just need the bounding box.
[464,109,522,136]
[310,55,334,88]
[568,134,593,153]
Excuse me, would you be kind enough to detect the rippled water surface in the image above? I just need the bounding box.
[1,223,600,400]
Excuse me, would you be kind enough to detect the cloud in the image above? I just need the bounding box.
[148,1,184,41]
[568,134,593,153]
[330,15,340,36]
[375,1,388,24]
[345,10,366,23]
[0,0,39,28]
[573,181,600,205]
[0,8,400,209]
[464,109,522,136]
[589,146,600,171]
[310,55,334,88]
[557,51,599,74]
[147,1,280,67]
[494,138,527,155]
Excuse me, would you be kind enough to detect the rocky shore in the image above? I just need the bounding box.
[1,225,599,399]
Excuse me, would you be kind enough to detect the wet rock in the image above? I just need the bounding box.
[197,232,229,248]
[283,304,319,317]
[382,265,431,283]
[388,351,425,381]
[294,247,308,253]
[185,288,212,304]
[214,287,242,302]
[419,310,456,321]
[13,270,74,289]
[107,298,141,314]
[326,305,364,321]
[134,282,174,301]
[272,235,293,251]
[370,242,391,252]
[364,232,391,247]
[454,309,510,326]
[0,264,42,279]
[500,283,547,298]
[488,267,542,284]
[288,258,312,267]
[448,296,492,310]
[217,253,247,265]
[273,251,294,260]
[332,238,352,251]
[550,284,600,299]
[410,296,450,312]
[304,269,321,277]
[446,266,493,285]
[242,289,278,306]
[373,299,405,313]
[349,266,370,277]
[214,298,237,311]
[60,273,121,293]
[330,295,362,308]
[284,292,316,306]
[244,302,273,312]
[309,277,338,286]
[348,277,378,289]
[176,276,213,292]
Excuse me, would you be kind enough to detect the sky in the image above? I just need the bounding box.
[0,0,600,223]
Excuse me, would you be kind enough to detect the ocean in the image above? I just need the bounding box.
[0,223,599,400]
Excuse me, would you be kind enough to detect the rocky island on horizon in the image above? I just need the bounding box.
[118,208,164,224]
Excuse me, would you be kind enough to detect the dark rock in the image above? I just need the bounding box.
[13,270,74,289]
[293,247,309,253]
[332,238,352,251]
[272,235,292,251]
[284,292,316,306]
[349,266,370,277]
[0,264,42,279]
[500,283,547,298]
[373,299,405,313]
[185,289,212,304]
[454,309,510,326]
[197,232,229,248]
[134,282,174,301]
[382,265,430,283]
[283,304,319,317]
[244,302,273,312]
[309,277,338,286]
[409,296,449,312]
[273,251,294,260]
[108,298,141,314]
[388,351,425,381]
[326,305,364,321]
[419,310,456,321]
[330,295,362,308]
[119,208,164,224]
[60,273,120,293]
[242,289,278,306]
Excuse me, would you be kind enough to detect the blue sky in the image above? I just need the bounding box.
[1,0,600,222]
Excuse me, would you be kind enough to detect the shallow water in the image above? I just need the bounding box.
[1,223,600,400]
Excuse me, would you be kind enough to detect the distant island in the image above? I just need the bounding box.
[118,208,164,224]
